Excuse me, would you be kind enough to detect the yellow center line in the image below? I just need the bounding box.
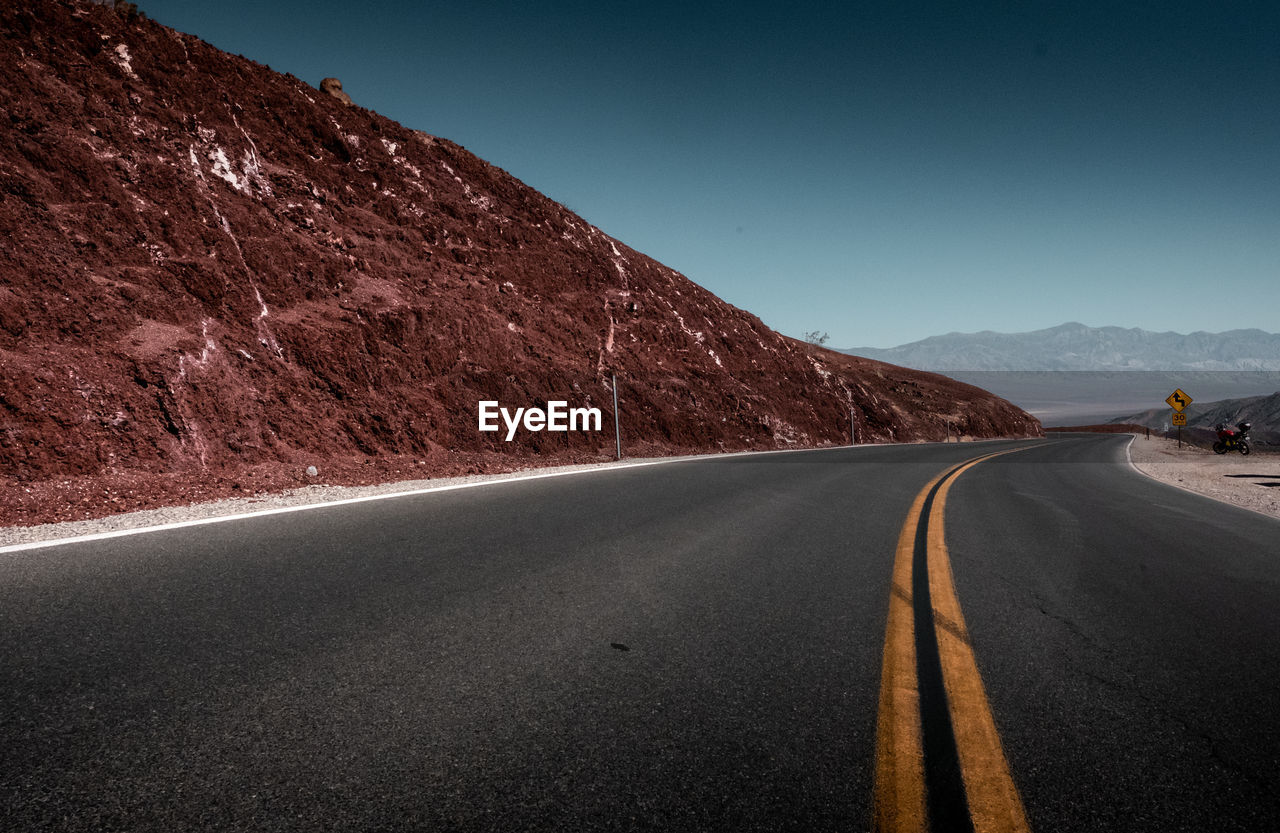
[872,467,946,833]
[873,447,1036,833]
[927,454,1032,833]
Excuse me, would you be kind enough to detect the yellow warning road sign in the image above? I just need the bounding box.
[1166,389,1192,412]
[1172,413,1187,426]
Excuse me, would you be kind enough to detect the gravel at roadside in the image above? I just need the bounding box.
[0,453,724,550]
[1126,433,1280,521]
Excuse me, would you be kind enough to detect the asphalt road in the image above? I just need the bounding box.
[2,435,1278,831]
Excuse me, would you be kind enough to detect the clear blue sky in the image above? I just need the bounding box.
[137,0,1279,348]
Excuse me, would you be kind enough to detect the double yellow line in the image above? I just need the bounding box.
[873,450,1032,833]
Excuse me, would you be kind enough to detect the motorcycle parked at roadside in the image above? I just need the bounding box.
[1213,422,1252,455]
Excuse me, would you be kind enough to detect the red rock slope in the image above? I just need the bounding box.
[0,1,1041,526]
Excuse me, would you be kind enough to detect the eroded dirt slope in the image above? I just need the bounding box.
[0,1,1040,525]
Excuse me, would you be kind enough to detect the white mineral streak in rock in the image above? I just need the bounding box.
[112,43,137,79]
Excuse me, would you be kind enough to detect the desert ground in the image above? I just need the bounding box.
[1126,433,1280,521]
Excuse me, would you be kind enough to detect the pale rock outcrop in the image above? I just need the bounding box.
[320,77,354,106]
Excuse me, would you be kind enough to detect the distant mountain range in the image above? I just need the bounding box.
[840,323,1280,425]
[842,323,1280,371]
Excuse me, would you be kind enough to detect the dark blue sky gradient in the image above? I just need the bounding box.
[137,1,1279,347]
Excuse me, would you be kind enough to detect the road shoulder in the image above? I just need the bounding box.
[1126,434,1280,521]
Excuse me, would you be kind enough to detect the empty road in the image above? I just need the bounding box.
[3,435,1278,831]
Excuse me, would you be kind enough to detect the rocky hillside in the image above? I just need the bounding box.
[1110,392,1280,446]
[0,0,1040,526]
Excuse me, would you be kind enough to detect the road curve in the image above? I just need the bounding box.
[2,435,1277,831]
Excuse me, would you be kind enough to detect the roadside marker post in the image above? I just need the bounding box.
[612,374,622,460]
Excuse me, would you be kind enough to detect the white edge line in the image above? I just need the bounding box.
[2,437,1042,556]
[0,443,861,555]
[1122,433,1280,524]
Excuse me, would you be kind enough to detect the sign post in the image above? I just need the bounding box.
[1165,388,1192,449]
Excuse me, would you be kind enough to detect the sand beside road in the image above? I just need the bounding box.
[1126,433,1280,521]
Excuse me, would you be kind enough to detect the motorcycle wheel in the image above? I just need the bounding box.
[1239,441,1251,456]
[1213,441,1227,454]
